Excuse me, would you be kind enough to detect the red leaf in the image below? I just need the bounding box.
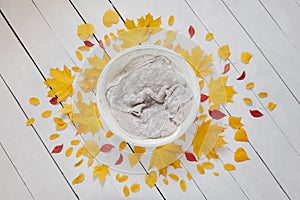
[84,40,94,47]
[52,144,63,154]
[99,40,104,49]
[100,144,114,153]
[49,97,58,105]
[209,110,226,120]
[221,63,230,74]
[194,116,198,122]
[250,109,263,118]
[185,152,197,162]
[188,25,195,38]
[200,94,209,102]
[237,71,246,80]
[115,153,123,165]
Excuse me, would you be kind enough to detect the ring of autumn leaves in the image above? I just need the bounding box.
[26,11,277,196]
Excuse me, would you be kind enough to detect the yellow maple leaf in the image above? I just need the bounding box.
[77,23,94,40]
[192,120,224,159]
[208,76,236,106]
[44,66,75,102]
[145,171,157,188]
[175,45,213,78]
[81,140,100,159]
[118,28,150,49]
[79,53,110,92]
[228,116,244,129]
[148,143,183,170]
[240,52,252,64]
[73,101,102,135]
[234,147,250,162]
[218,44,231,60]
[93,164,110,184]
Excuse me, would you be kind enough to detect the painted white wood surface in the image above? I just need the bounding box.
[0,0,300,199]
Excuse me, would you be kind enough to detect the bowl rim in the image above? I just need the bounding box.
[96,45,200,147]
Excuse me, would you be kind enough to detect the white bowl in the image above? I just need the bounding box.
[96,45,200,147]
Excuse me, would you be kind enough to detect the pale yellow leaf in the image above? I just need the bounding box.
[77,23,94,40]
[104,34,111,46]
[145,171,157,188]
[234,147,250,162]
[154,40,161,45]
[82,140,100,159]
[166,30,177,41]
[88,158,94,167]
[215,136,228,148]
[112,44,120,52]
[163,39,173,49]
[240,52,252,64]
[102,9,119,27]
[93,164,110,184]
[218,44,231,60]
[118,28,150,49]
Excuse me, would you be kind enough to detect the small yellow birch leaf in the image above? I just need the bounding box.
[29,97,40,105]
[131,184,140,193]
[246,82,255,89]
[71,140,80,146]
[186,171,192,180]
[145,171,157,188]
[88,158,94,167]
[240,52,252,64]
[224,163,236,171]
[118,175,128,183]
[104,34,111,46]
[75,50,83,61]
[166,30,177,41]
[82,140,100,159]
[218,44,231,60]
[213,172,219,176]
[234,147,250,162]
[102,10,119,27]
[26,117,35,126]
[77,23,94,40]
[205,33,214,41]
[78,46,90,51]
[123,185,130,197]
[49,133,60,140]
[44,66,74,102]
[154,40,161,45]
[65,147,73,157]
[229,116,243,129]
[243,98,252,105]
[119,141,127,151]
[74,159,84,167]
[267,102,277,111]
[168,15,174,26]
[72,173,84,185]
[72,66,82,72]
[168,173,179,182]
[258,92,268,98]
[196,164,205,174]
[163,39,173,49]
[159,167,167,177]
[148,143,183,170]
[41,110,52,118]
[192,120,224,159]
[180,180,187,191]
[202,162,214,169]
[234,128,249,142]
[163,178,169,185]
[93,164,110,184]
[106,131,113,138]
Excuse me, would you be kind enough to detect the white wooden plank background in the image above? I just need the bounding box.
[0,0,300,199]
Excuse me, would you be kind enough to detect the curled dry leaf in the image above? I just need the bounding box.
[236,71,246,80]
[84,40,94,47]
[234,147,250,162]
[52,144,63,154]
[26,117,35,126]
[72,173,84,185]
[208,109,226,120]
[184,152,197,162]
[188,25,195,38]
[221,63,230,74]
[250,109,263,118]
[29,97,40,106]
[115,153,123,165]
